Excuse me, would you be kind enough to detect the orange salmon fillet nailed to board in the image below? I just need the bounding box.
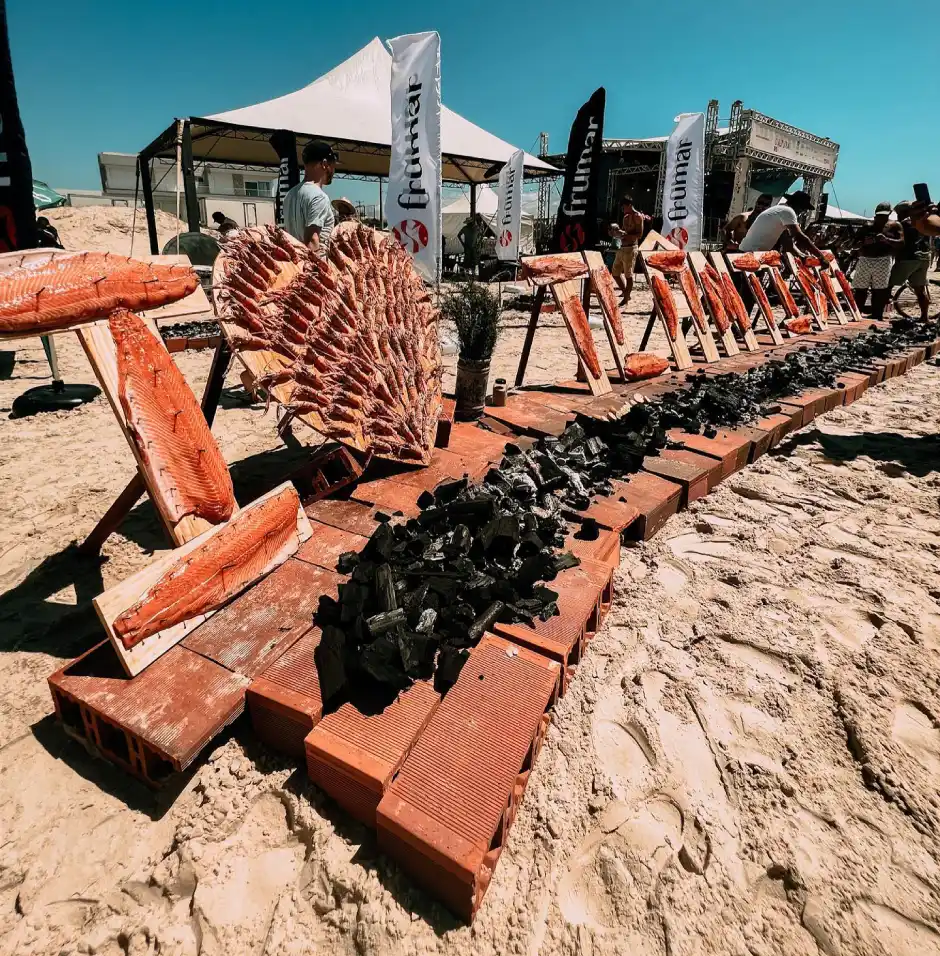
[646,250,687,273]
[0,252,197,336]
[558,295,603,378]
[521,255,589,285]
[650,274,679,340]
[678,268,708,333]
[111,310,235,527]
[113,486,303,648]
[589,264,626,345]
[719,272,751,332]
[700,268,730,333]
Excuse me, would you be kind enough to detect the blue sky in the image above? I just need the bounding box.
[8,0,938,216]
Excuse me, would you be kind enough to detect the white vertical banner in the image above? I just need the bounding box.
[495,148,524,261]
[661,112,705,250]
[387,31,442,284]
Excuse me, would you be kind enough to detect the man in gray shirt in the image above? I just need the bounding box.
[283,140,340,256]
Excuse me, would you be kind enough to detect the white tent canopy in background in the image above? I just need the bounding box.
[187,37,557,183]
[822,203,869,221]
[441,185,535,256]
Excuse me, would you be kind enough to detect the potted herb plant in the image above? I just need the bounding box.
[441,282,500,421]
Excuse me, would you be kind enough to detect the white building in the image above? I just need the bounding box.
[98,152,279,228]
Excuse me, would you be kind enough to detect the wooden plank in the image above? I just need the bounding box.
[785,253,828,330]
[582,250,629,379]
[638,252,693,371]
[707,253,760,351]
[75,317,221,546]
[93,483,311,677]
[639,231,679,251]
[725,253,784,345]
[549,278,613,396]
[687,251,739,357]
[824,253,863,322]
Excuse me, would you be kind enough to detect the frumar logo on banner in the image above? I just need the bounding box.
[387,32,442,284]
[495,149,524,261]
[661,112,705,250]
[551,88,605,254]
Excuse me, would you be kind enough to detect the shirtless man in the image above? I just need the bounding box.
[609,195,644,305]
[851,201,905,320]
[723,193,773,251]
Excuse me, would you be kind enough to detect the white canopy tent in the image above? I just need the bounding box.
[442,185,535,256]
[137,38,558,252]
[822,203,869,221]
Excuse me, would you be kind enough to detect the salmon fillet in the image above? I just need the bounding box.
[784,315,812,335]
[0,252,197,336]
[747,274,777,329]
[650,274,679,340]
[818,270,840,310]
[624,352,669,380]
[113,486,302,648]
[795,264,824,317]
[758,251,782,268]
[646,250,687,273]
[732,252,762,272]
[719,272,751,332]
[770,269,799,317]
[521,255,589,286]
[558,294,602,379]
[678,268,707,333]
[590,264,625,345]
[836,270,860,313]
[700,268,730,333]
[111,310,235,527]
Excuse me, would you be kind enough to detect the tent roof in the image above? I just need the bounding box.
[823,203,868,221]
[141,38,559,184]
[441,184,533,220]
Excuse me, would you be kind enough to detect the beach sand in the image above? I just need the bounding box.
[0,241,939,955]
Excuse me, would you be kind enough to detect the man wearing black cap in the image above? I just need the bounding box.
[739,190,827,260]
[283,140,340,256]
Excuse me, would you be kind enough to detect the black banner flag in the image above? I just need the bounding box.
[0,1,36,251]
[551,87,605,254]
[269,129,299,227]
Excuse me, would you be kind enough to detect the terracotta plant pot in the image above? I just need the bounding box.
[454,357,490,421]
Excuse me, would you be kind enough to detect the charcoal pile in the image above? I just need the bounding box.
[314,469,579,702]
[159,320,222,341]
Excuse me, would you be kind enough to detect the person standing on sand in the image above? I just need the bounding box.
[282,140,340,257]
[890,202,932,321]
[851,202,904,320]
[609,195,644,306]
[722,193,773,251]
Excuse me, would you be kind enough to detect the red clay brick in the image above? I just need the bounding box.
[391,449,490,489]
[751,413,793,450]
[304,681,440,826]
[445,424,510,462]
[351,478,423,518]
[303,497,383,537]
[563,526,621,569]
[246,627,325,758]
[295,522,368,573]
[493,562,605,688]
[665,429,751,480]
[611,472,683,541]
[563,493,640,535]
[49,641,246,786]
[376,634,560,920]
[181,560,340,678]
[483,395,572,438]
[658,447,723,492]
[642,453,710,504]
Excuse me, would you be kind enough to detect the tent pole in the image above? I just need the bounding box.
[181,120,202,233]
[378,176,383,227]
[138,154,159,254]
[469,183,477,278]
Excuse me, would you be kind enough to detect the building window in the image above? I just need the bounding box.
[198,198,207,226]
[243,203,258,227]
[111,199,129,207]
[244,181,274,197]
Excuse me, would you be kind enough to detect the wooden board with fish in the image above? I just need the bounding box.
[638,251,693,370]
[686,251,740,357]
[706,253,760,351]
[549,278,613,396]
[94,482,311,677]
[726,252,785,345]
[581,250,629,380]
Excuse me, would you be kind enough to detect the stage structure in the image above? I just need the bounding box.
[550,101,840,245]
